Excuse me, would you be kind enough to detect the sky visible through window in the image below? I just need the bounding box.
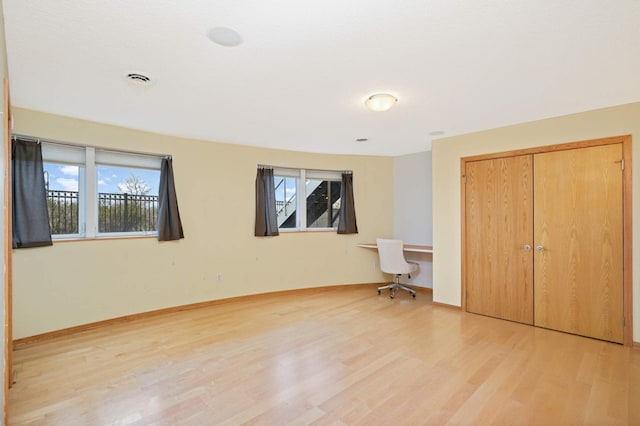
[43,163,160,195]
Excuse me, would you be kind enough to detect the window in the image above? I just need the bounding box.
[97,165,160,233]
[275,177,298,229]
[273,168,342,231]
[42,143,162,239]
[44,163,81,236]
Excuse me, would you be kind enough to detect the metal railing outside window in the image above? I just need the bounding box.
[99,192,159,233]
[47,190,79,235]
[46,190,159,235]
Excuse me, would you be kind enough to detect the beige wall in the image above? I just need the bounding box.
[432,102,640,342]
[11,108,393,339]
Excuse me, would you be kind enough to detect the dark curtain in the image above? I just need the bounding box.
[254,167,279,236]
[337,172,358,234]
[157,157,184,241]
[12,138,53,248]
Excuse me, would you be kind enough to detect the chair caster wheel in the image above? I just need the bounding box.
[377,290,381,295]
[412,294,416,298]
[390,294,395,299]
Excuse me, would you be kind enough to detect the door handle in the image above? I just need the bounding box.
[536,245,544,252]
[523,244,531,251]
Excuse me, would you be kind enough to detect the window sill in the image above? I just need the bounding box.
[278,228,337,234]
[51,235,157,243]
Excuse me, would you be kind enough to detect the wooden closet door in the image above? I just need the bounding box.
[465,155,534,324]
[533,144,624,343]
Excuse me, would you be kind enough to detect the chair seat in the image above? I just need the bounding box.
[403,261,419,275]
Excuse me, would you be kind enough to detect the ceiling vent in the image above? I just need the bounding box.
[125,72,152,85]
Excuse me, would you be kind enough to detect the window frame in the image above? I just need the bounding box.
[41,142,163,240]
[273,167,342,232]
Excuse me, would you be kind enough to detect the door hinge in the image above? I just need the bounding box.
[615,159,624,171]
[463,175,467,184]
[622,315,625,327]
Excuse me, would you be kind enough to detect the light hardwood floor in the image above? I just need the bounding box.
[9,285,640,425]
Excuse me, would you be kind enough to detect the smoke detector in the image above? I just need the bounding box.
[208,27,243,47]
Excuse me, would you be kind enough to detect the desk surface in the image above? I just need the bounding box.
[357,243,433,253]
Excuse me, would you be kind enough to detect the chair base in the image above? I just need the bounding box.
[377,275,416,299]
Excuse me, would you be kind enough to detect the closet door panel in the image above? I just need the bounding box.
[465,155,534,324]
[533,144,623,343]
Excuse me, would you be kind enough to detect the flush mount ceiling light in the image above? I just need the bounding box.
[208,27,243,47]
[365,93,397,112]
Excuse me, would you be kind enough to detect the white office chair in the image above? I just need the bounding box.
[376,238,419,299]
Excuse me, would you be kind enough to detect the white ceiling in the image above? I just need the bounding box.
[3,0,640,156]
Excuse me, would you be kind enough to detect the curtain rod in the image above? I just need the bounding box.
[12,133,171,160]
[257,164,352,174]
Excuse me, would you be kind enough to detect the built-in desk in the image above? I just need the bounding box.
[357,243,433,253]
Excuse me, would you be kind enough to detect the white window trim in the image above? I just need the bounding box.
[41,141,163,240]
[85,147,97,238]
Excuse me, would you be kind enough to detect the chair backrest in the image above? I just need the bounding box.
[376,238,412,274]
